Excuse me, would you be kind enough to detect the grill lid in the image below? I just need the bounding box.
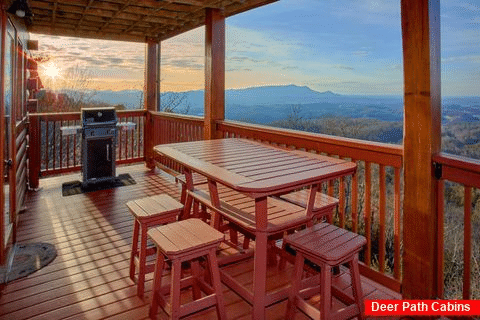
[82,107,117,126]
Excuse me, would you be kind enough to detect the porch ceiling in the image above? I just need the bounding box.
[16,0,276,42]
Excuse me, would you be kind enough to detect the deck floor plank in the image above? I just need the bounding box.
[0,164,400,319]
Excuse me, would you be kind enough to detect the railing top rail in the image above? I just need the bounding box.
[434,152,480,170]
[29,109,145,120]
[117,110,146,117]
[150,111,204,123]
[434,152,480,188]
[217,120,403,167]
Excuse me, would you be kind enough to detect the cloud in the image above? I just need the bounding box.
[442,55,480,63]
[333,64,355,70]
[352,50,369,57]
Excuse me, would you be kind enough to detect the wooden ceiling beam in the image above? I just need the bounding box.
[51,1,58,25]
[76,0,95,29]
[98,0,136,31]
[32,2,183,26]
[28,0,277,42]
[29,24,147,42]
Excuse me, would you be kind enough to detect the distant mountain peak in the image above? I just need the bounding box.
[321,90,340,96]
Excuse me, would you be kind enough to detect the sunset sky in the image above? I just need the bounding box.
[31,0,479,96]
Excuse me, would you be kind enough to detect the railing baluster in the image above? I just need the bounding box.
[339,176,345,228]
[379,164,386,273]
[365,161,372,267]
[138,116,142,157]
[463,185,471,300]
[66,120,70,168]
[394,166,401,280]
[73,121,77,166]
[436,177,444,297]
[53,121,57,170]
[59,120,63,169]
[45,120,49,171]
[130,117,134,158]
[352,159,358,233]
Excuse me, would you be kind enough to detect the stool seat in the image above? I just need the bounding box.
[127,194,184,298]
[148,219,226,320]
[285,223,366,320]
[127,194,184,220]
[287,222,366,264]
[148,218,224,257]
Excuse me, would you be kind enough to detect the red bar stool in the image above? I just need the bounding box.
[148,218,226,320]
[127,194,184,297]
[279,190,339,223]
[285,223,366,320]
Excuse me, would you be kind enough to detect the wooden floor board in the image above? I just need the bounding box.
[0,164,400,319]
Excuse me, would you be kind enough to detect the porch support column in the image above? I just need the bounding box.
[144,38,160,169]
[401,0,441,298]
[204,8,225,140]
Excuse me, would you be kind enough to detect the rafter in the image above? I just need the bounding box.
[98,0,135,32]
[27,0,277,42]
[75,0,96,29]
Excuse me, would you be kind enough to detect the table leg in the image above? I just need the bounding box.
[252,231,268,320]
[207,179,222,230]
[253,196,269,320]
[183,168,194,219]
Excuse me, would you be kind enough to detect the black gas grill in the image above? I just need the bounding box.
[81,107,118,186]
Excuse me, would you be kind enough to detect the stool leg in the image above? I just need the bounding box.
[229,228,239,247]
[170,259,182,320]
[191,259,202,301]
[267,239,278,266]
[137,222,148,297]
[130,219,140,282]
[320,263,332,320]
[192,200,200,218]
[180,183,187,204]
[208,248,227,320]
[286,251,305,320]
[200,203,208,222]
[149,254,165,319]
[350,255,364,320]
[279,230,295,270]
[183,192,193,220]
[243,236,250,250]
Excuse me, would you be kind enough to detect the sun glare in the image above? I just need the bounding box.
[43,62,61,79]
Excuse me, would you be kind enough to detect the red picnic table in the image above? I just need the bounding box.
[154,138,357,319]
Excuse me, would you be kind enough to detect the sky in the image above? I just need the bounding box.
[31,0,480,96]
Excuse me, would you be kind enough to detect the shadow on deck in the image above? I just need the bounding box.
[0,164,400,320]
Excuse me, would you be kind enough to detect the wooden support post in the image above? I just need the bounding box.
[204,8,225,140]
[144,38,160,169]
[401,0,442,298]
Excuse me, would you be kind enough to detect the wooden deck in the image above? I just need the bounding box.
[0,164,400,320]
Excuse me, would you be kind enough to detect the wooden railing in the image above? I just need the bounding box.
[433,152,480,299]
[216,120,404,293]
[28,110,145,188]
[28,110,405,293]
[150,111,204,174]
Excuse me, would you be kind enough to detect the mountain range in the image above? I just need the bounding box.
[91,84,340,109]
[87,84,479,125]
